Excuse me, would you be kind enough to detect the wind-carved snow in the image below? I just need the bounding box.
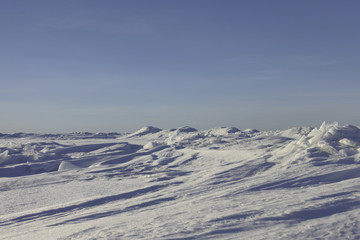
[58,161,81,171]
[0,122,360,239]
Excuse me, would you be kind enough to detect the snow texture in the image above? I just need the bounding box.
[0,122,360,239]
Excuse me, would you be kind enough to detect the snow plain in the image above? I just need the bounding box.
[0,122,360,240]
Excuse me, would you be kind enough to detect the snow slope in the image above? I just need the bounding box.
[0,122,360,239]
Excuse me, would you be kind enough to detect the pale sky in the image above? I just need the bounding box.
[1,0,360,133]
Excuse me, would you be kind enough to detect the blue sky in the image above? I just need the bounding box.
[1,0,360,133]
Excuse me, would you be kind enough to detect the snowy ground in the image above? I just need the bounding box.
[0,122,360,240]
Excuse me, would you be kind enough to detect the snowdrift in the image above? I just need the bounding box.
[0,122,359,239]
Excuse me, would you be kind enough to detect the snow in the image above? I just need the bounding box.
[58,161,81,171]
[127,126,162,137]
[0,122,360,239]
[0,150,9,164]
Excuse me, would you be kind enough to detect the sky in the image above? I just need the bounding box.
[1,0,360,133]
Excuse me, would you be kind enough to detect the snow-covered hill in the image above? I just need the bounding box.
[0,122,359,239]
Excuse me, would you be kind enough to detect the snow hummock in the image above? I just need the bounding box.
[127,126,162,137]
[143,141,164,150]
[0,122,360,240]
[206,127,240,136]
[174,126,198,133]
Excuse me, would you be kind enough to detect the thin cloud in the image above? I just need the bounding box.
[36,15,154,35]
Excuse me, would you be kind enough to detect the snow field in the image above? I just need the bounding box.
[0,122,360,239]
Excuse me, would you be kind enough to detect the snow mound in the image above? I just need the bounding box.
[206,127,240,136]
[273,122,360,166]
[143,141,164,150]
[175,126,198,133]
[128,126,162,137]
[243,128,260,134]
[304,122,360,159]
[280,126,313,138]
[58,161,81,171]
[308,122,360,145]
[292,122,360,152]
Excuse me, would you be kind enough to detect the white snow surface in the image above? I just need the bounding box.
[0,122,360,239]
